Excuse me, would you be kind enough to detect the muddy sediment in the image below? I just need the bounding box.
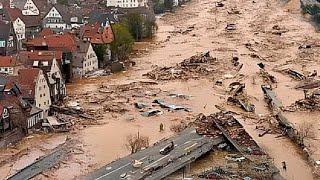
[1,0,320,179]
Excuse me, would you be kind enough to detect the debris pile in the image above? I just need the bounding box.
[288,90,320,111]
[191,112,264,155]
[198,159,278,179]
[227,82,255,112]
[259,69,277,85]
[145,52,220,80]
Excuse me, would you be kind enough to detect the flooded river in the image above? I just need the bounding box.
[1,0,317,179]
[66,0,320,179]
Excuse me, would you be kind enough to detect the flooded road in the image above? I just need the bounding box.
[64,0,320,179]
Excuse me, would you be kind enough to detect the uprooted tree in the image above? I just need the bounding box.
[125,133,149,154]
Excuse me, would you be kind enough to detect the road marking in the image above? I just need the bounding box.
[184,143,198,151]
[143,154,170,170]
[95,156,148,180]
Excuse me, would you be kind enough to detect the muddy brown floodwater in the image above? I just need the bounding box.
[63,0,320,179]
[2,0,320,179]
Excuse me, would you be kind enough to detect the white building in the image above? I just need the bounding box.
[18,69,51,118]
[72,42,99,78]
[19,51,67,102]
[34,70,51,117]
[22,0,40,16]
[43,6,67,31]
[106,0,148,8]
[12,17,25,41]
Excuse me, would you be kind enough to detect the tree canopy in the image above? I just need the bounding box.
[110,24,134,61]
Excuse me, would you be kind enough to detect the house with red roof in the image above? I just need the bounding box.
[2,6,42,39]
[79,22,114,64]
[4,7,25,42]
[19,51,66,102]
[17,68,51,117]
[0,74,43,134]
[0,56,22,75]
[80,22,114,45]
[25,33,77,52]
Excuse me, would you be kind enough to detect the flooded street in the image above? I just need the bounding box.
[1,0,320,179]
[64,0,320,179]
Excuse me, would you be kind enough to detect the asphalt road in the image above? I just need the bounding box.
[86,128,223,180]
[7,142,69,180]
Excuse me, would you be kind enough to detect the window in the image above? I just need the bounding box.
[40,94,42,97]
[39,104,41,107]
[44,102,46,105]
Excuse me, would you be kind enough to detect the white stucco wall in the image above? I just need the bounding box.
[44,7,67,30]
[35,70,51,117]
[22,0,39,16]
[13,18,25,41]
[83,44,98,74]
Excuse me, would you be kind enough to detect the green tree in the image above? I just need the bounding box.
[164,0,174,10]
[145,19,157,38]
[93,44,108,67]
[123,13,157,40]
[111,24,134,61]
[124,13,144,41]
[153,0,165,14]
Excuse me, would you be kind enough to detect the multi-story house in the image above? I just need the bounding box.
[42,6,67,32]
[72,42,99,78]
[17,68,51,117]
[19,50,66,102]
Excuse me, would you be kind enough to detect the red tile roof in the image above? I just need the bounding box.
[0,56,17,67]
[80,23,113,44]
[17,68,40,99]
[38,28,54,37]
[26,34,77,52]
[19,51,62,62]
[5,7,22,21]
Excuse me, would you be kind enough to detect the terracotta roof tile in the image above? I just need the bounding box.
[0,56,17,67]
[17,68,40,99]
[26,34,77,52]
[80,22,113,44]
